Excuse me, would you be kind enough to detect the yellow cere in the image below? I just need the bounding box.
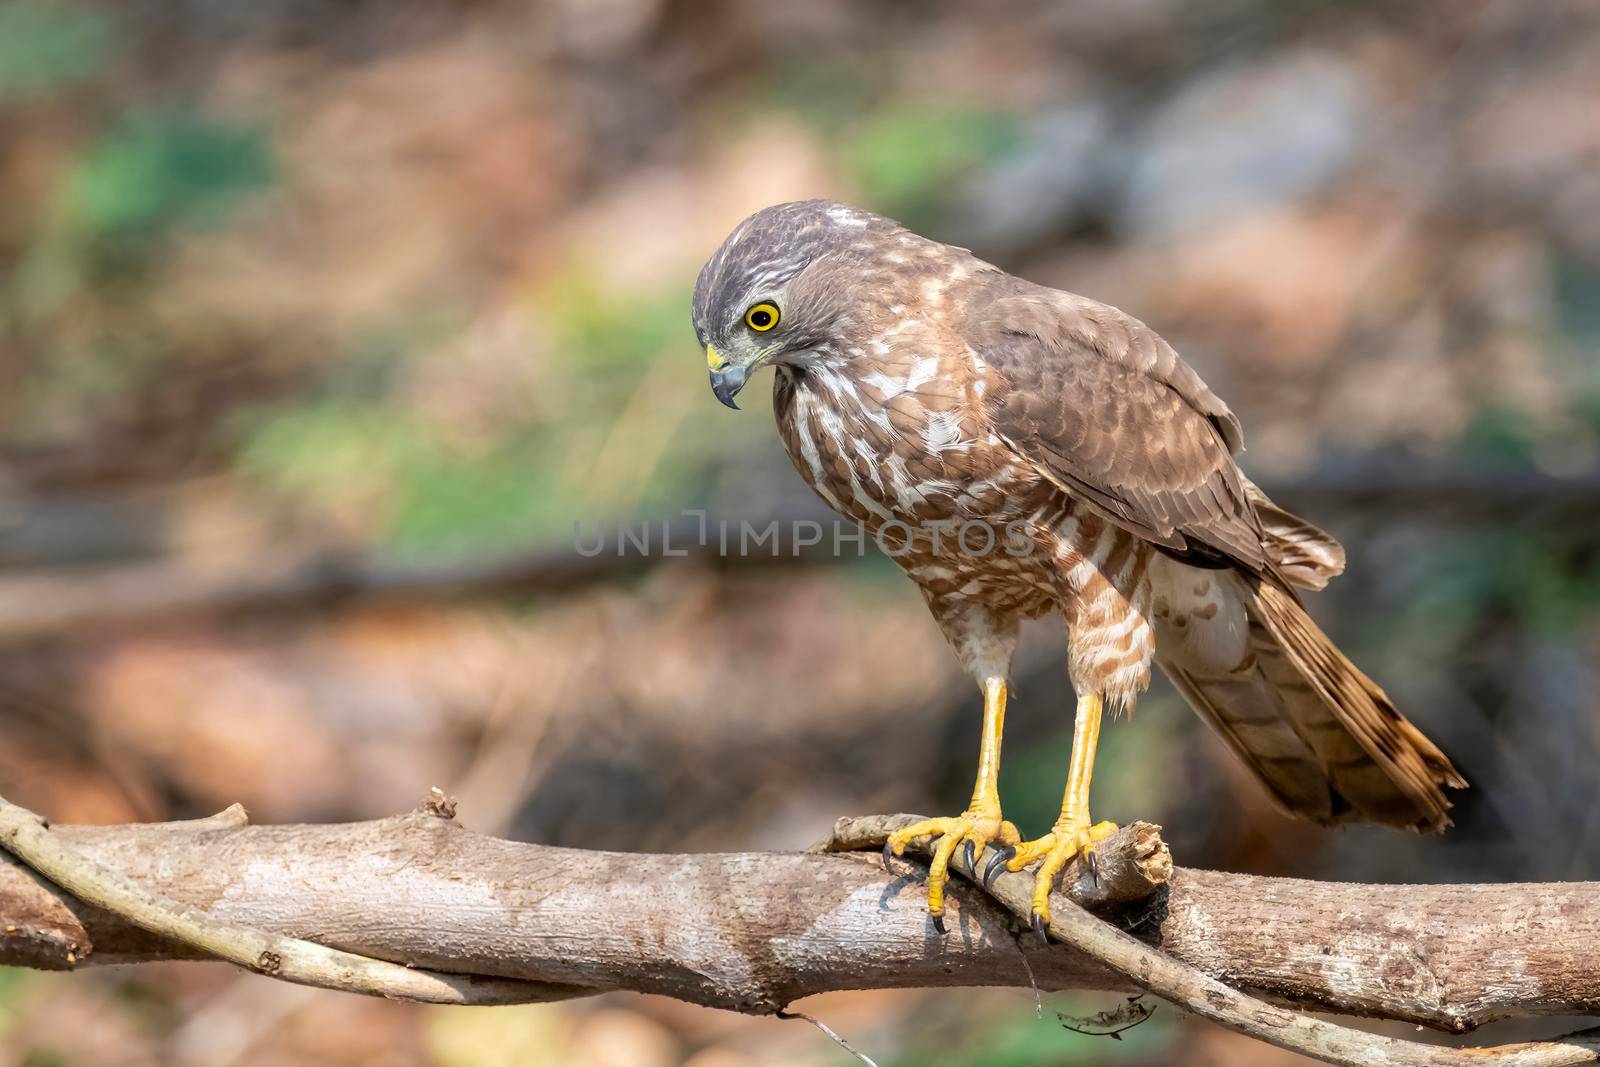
[706,344,725,370]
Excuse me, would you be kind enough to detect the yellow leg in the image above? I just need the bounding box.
[885,676,1021,931]
[1004,693,1118,933]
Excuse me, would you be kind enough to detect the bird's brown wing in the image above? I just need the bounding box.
[968,283,1267,572]
[968,280,1465,828]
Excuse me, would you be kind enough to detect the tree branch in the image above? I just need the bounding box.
[0,506,845,642]
[822,818,1600,1067]
[2,802,1598,1065]
[0,792,572,1005]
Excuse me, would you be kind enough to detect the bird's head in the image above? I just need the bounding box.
[691,199,898,408]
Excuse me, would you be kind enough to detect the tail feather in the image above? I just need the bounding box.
[1242,475,1345,591]
[1155,568,1465,831]
[1251,580,1465,829]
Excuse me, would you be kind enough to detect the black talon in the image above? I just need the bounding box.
[931,912,946,935]
[982,845,1014,887]
[962,839,976,872]
[882,840,896,872]
[1031,910,1049,944]
[1087,849,1100,886]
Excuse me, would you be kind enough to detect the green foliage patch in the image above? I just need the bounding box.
[0,2,110,100]
[64,110,272,241]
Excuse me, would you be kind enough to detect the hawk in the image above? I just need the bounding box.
[692,200,1465,933]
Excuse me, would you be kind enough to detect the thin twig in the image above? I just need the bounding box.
[777,1010,880,1067]
[1035,891,1599,1066]
[1014,930,1043,1021]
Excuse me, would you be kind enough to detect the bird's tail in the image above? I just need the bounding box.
[1241,474,1345,591]
[1158,574,1465,832]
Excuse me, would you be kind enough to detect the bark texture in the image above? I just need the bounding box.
[2,809,1597,1034]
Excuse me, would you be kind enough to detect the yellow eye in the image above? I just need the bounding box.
[744,302,780,332]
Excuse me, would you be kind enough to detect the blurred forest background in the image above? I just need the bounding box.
[1,1,1598,1065]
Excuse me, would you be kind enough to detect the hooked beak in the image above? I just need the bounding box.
[706,345,748,410]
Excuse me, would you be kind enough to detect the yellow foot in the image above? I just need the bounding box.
[997,818,1118,937]
[884,810,1022,932]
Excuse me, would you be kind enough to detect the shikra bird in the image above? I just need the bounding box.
[691,199,1465,934]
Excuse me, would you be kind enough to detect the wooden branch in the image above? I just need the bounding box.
[0,793,572,1005]
[2,805,1599,1064]
[0,543,652,642]
[0,505,842,642]
[820,819,1600,1067]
